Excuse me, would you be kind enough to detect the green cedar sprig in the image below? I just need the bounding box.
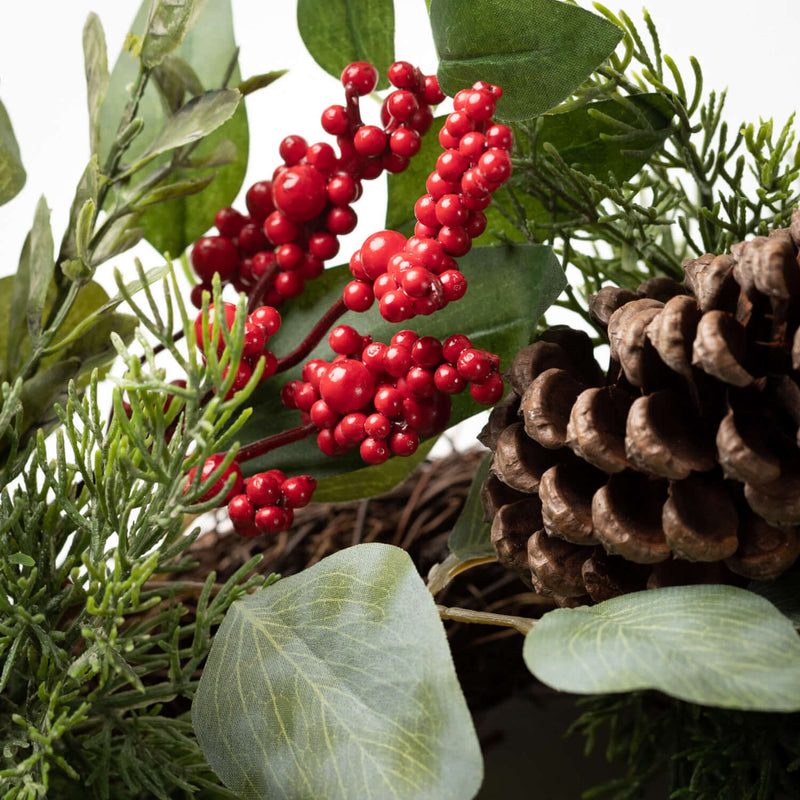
[0,268,271,799]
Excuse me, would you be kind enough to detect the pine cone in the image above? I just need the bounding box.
[483,210,800,605]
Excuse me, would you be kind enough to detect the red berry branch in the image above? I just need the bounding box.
[181,60,513,538]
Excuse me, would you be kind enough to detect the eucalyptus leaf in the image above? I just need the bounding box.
[193,543,483,800]
[236,243,565,483]
[429,0,623,119]
[524,584,800,711]
[91,214,145,266]
[83,13,109,156]
[26,197,55,343]
[0,97,25,206]
[152,56,205,114]
[59,156,100,266]
[136,173,216,207]
[141,0,208,68]
[296,0,394,90]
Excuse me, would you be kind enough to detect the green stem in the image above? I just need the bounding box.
[435,604,536,635]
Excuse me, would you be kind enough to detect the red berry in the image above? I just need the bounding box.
[422,74,445,105]
[437,225,471,256]
[399,267,435,298]
[470,372,504,405]
[360,230,407,280]
[280,379,304,409]
[272,164,328,222]
[461,192,493,211]
[384,344,413,377]
[386,90,419,122]
[319,360,376,414]
[378,290,413,323]
[279,135,308,165]
[409,105,434,135]
[274,270,305,298]
[321,104,350,136]
[190,283,208,309]
[439,126,461,150]
[414,194,438,227]
[341,61,379,95]
[298,254,325,280]
[354,125,388,158]
[405,366,436,398]
[327,174,360,206]
[242,323,266,356]
[237,223,268,256]
[329,325,363,356]
[249,305,281,337]
[275,243,303,271]
[302,358,329,389]
[435,194,468,228]
[255,505,293,534]
[444,111,473,138]
[389,127,421,158]
[364,412,392,439]
[389,428,419,457]
[308,231,339,261]
[258,351,278,382]
[410,336,443,367]
[434,363,466,393]
[227,494,255,525]
[186,454,243,504]
[317,428,349,456]
[360,437,391,465]
[464,89,496,121]
[478,148,512,184]
[194,302,238,354]
[486,123,514,151]
[402,394,451,437]
[310,398,340,429]
[294,382,320,412]
[439,270,468,302]
[457,348,492,381]
[387,61,419,90]
[247,472,282,506]
[458,131,487,162]
[343,280,375,312]
[326,205,358,235]
[373,385,404,418]
[305,141,337,173]
[414,222,440,240]
[338,413,367,443]
[426,172,460,200]
[263,211,299,245]
[381,151,410,174]
[281,475,317,508]
[191,236,239,283]
[214,207,247,238]
[246,180,275,222]
[436,150,470,183]
[466,209,487,239]
[442,333,472,363]
[460,167,492,199]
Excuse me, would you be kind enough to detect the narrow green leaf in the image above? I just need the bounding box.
[74,199,97,266]
[297,0,394,90]
[8,553,35,567]
[6,245,31,378]
[59,156,100,266]
[0,97,25,206]
[141,0,208,68]
[26,197,55,342]
[92,214,145,266]
[236,243,565,483]
[193,543,483,800]
[83,13,109,156]
[447,453,492,559]
[237,70,287,97]
[137,88,239,165]
[430,0,623,119]
[524,585,800,711]
[136,173,215,207]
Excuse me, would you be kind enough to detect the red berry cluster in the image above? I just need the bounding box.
[226,470,317,536]
[193,301,281,397]
[281,326,504,465]
[342,82,513,322]
[189,60,445,310]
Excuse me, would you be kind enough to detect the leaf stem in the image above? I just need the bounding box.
[436,604,536,635]
[235,422,317,464]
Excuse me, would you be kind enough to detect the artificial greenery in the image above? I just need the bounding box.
[2,0,799,798]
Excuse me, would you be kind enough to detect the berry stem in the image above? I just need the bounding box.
[275,297,348,372]
[235,421,317,463]
[247,259,281,314]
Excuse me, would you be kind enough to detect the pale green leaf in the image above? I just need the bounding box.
[26,197,55,342]
[142,0,209,67]
[59,156,100,266]
[6,245,30,378]
[136,173,215,207]
[0,97,25,206]
[237,69,287,97]
[524,584,800,711]
[137,88,240,165]
[83,13,109,155]
[193,543,483,800]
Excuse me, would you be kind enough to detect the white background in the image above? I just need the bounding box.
[0,0,797,283]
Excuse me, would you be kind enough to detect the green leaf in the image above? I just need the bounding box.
[430,0,623,120]
[136,172,216,207]
[6,246,31,378]
[297,0,395,90]
[152,56,205,114]
[26,197,55,343]
[193,543,483,800]
[524,584,800,711]
[447,453,492,559]
[137,88,239,165]
[141,0,208,68]
[92,214,145,266]
[8,552,35,567]
[101,0,250,256]
[236,243,565,484]
[237,70,288,97]
[58,157,101,267]
[0,97,25,206]
[83,13,109,156]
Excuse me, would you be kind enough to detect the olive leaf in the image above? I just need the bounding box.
[141,0,208,68]
[429,0,623,119]
[193,543,483,800]
[524,584,800,711]
[296,0,395,90]
[0,96,25,207]
[83,13,109,156]
[26,197,55,344]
